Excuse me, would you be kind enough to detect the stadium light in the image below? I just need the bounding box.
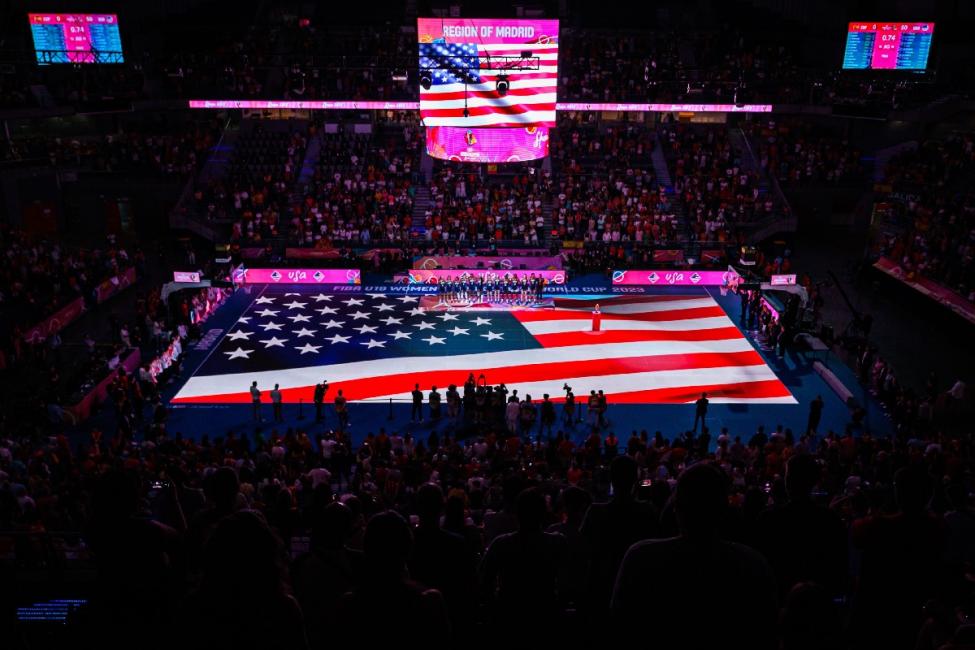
[419,70,432,90]
[496,74,509,96]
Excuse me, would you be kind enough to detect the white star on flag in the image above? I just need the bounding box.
[437,313,459,321]
[227,330,252,341]
[259,321,284,331]
[237,316,251,324]
[413,321,437,331]
[471,317,492,326]
[354,324,378,335]
[316,306,338,315]
[375,303,395,312]
[422,335,446,345]
[344,297,365,306]
[326,334,351,344]
[260,336,287,348]
[284,301,307,310]
[295,343,322,355]
[366,293,388,299]
[389,330,412,340]
[360,338,387,349]
[481,331,504,341]
[224,347,253,360]
[396,295,419,303]
[381,316,404,326]
[408,307,426,317]
[447,327,470,336]
[322,319,345,330]
[288,314,312,323]
[293,328,316,338]
[256,309,279,317]
[284,293,301,297]
[349,310,371,321]
[255,296,275,305]
[311,293,332,302]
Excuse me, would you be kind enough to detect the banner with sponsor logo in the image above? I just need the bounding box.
[611,269,740,287]
[414,255,562,270]
[22,297,86,344]
[95,267,137,303]
[406,269,566,284]
[237,268,362,285]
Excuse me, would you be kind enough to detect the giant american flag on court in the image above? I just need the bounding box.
[417,18,559,127]
[171,290,795,405]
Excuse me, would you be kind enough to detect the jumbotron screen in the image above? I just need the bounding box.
[425,125,550,163]
[417,18,559,127]
[28,13,123,64]
[842,22,933,70]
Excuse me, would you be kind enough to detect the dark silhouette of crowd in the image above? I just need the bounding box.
[1,362,974,649]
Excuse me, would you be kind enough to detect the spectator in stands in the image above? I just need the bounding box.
[755,454,848,598]
[612,462,778,649]
[180,510,308,650]
[481,487,569,644]
[409,483,478,638]
[581,455,659,620]
[339,511,450,646]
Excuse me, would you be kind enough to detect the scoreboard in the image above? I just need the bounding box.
[842,22,933,70]
[29,14,123,64]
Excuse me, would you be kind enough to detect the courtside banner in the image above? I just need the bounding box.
[612,269,740,286]
[407,269,565,284]
[237,268,362,285]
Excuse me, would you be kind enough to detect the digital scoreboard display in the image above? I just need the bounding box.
[842,22,933,70]
[425,125,550,163]
[29,13,123,64]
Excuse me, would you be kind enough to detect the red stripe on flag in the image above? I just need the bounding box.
[583,379,794,404]
[170,350,768,404]
[514,306,727,323]
[552,295,707,307]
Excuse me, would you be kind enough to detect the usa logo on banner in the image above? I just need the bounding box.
[417,18,559,127]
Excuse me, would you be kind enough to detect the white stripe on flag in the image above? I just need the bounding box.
[522,315,736,335]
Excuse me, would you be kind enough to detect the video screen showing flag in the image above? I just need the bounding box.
[417,18,559,127]
[426,125,550,162]
[842,22,933,70]
[29,14,124,64]
[171,290,794,405]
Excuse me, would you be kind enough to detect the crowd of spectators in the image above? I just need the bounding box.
[0,230,138,350]
[873,133,975,303]
[0,353,972,648]
[551,118,679,244]
[3,121,221,176]
[662,123,773,243]
[744,118,867,186]
[423,162,551,244]
[293,125,419,246]
[195,122,309,241]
